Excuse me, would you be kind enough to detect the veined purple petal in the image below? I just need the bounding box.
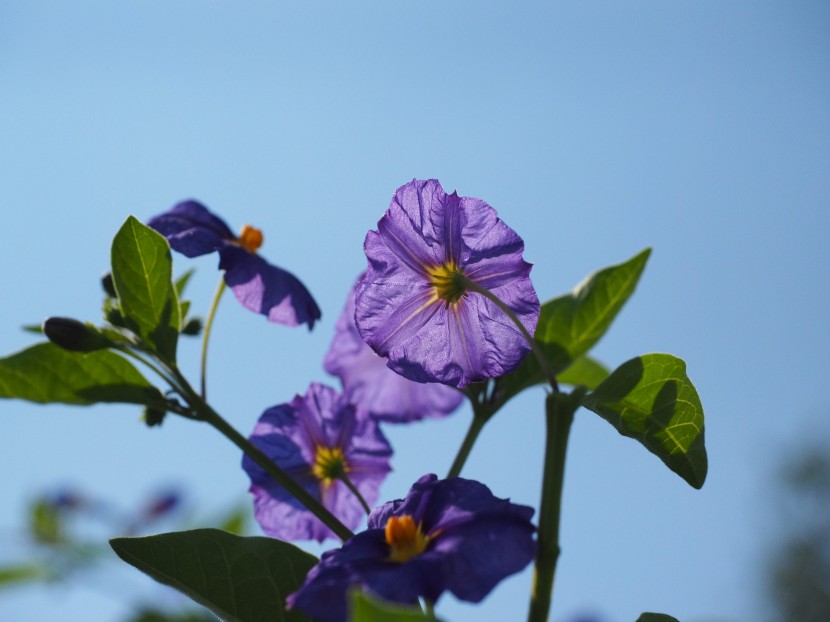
[220,246,321,329]
[324,278,463,422]
[147,200,234,257]
[242,383,392,543]
[356,180,540,387]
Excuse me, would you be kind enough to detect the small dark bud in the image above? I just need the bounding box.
[103,299,128,328]
[101,272,117,298]
[182,317,203,336]
[42,317,112,352]
[143,406,167,427]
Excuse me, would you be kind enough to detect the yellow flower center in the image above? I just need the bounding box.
[238,224,264,253]
[384,514,430,563]
[428,261,468,305]
[311,446,347,484]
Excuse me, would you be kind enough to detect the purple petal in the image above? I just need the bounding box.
[429,513,536,602]
[147,200,234,257]
[324,279,463,422]
[219,246,321,329]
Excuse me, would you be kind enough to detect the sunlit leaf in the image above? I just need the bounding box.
[494,248,650,405]
[556,355,609,390]
[0,342,165,406]
[111,529,316,622]
[111,216,180,361]
[582,353,707,488]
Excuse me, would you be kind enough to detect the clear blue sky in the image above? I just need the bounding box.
[1,2,828,621]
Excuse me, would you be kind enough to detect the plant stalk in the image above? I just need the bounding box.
[200,277,226,399]
[527,389,583,622]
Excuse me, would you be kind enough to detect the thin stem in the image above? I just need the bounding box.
[527,389,583,622]
[462,279,559,393]
[170,367,355,542]
[446,408,488,478]
[200,277,227,399]
[424,600,436,619]
[116,346,187,397]
[338,474,372,515]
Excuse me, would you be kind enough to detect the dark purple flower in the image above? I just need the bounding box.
[324,275,464,423]
[242,383,392,542]
[148,200,321,329]
[355,179,540,387]
[287,474,536,622]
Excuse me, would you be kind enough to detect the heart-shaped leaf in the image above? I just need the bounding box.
[582,353,707,488]
[110,529,317,622]
[0,342,164,406]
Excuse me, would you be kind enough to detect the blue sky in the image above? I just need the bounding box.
[1,2,829,621]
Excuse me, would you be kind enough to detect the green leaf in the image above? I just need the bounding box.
[110,529,317,622]
[495,248,651,404]
[29,498,64,544]
[636,614,680,622]
[556,355,609,390]
[582,353,707,489]
[111,216,180,361]
[175,268,196,296]
[0,342,165,406]
[350,591,435,621]
[0,563,50,588]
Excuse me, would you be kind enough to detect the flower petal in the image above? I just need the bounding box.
[219,246,321,329]
[147,200,234,257]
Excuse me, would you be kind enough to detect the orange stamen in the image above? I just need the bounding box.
[238,224,264,253]
[384,514,430,563]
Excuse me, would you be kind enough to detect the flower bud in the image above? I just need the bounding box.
[42,317,112,352]
[182,317,203,336]
[143,406,166,427]
[101,272,117,298]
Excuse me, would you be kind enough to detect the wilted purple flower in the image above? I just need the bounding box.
[148,200,321,329]
[242,383,392,542]
[356,179,540,387]
[324,275,463,423]
[287,474,536,622]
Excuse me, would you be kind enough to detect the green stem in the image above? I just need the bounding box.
[462,279,559,393]
[424,600,436,619]
[171,368,355,542]
[338,474,372,515]
[527,389,583,622]
[446,407,488,478]
[200,277,227,399]
[117,346,188,397]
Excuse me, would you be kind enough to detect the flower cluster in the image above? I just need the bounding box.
[287,474,536,622]
[230,179,541,619]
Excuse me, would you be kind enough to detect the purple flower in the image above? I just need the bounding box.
[355,179,540,387]
[324,275,464,423]
[287,474,536,622]
[148,200,321,329]
[242,383,392,542]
